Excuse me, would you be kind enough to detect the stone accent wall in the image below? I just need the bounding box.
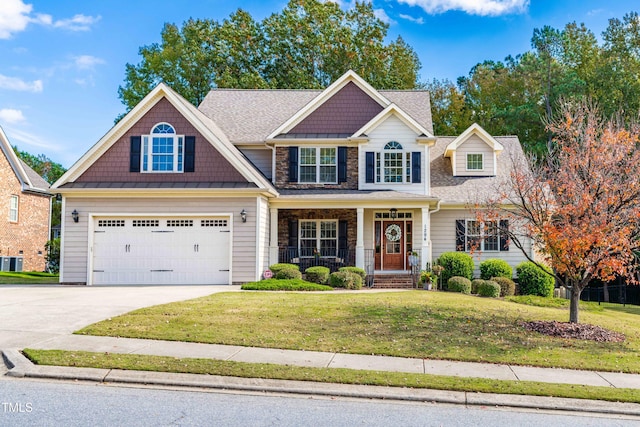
[77,98,248,183]
[274,146,358,189]
[0,151,50,272]
[277,209,357,250]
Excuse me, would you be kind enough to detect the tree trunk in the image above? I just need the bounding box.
[569,285,581,323]
[603,282,610,303]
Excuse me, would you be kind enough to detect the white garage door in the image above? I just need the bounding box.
[92,216,230,285]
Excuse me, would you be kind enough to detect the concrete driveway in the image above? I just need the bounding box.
[0,284,238,349]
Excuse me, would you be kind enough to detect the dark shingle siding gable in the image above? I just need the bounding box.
[288,82,384,135]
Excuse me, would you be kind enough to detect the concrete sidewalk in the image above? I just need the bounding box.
[8,334,640,389]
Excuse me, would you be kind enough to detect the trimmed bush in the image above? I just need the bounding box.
[339,266,366,281]
[516,262,554,297]
[471,279,485,294]
[241,279,333,291]
[305,266,330,284]
[447,276,472,294]
[329,271,363,290]
[491,276,516,297]
[269,263,299,275]
[437,252,474,288]
[477,280,501,297]
[275,266,302,280]
[479,258,512,280]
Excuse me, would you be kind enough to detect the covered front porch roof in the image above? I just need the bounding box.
[270,189,440,209]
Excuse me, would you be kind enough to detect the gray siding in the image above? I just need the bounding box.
[240,148,272,180]
[430,208,531,278]
[454,135,496,176]
[60,196,263,285]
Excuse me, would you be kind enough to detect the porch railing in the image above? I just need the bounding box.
[279,247,355,273]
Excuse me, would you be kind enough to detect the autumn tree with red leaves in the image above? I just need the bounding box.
[484,100,640,323]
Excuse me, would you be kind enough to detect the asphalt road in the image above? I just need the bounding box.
[1,377,638,427]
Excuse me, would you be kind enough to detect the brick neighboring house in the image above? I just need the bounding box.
[0,126,52,272]
[52,70,534,286]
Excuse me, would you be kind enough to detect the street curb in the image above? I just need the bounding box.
[3,349,640,416]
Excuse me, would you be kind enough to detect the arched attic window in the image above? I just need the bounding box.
[142,122,184,172]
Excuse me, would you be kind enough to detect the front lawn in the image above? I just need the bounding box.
[76,291,640,373]
[0,272,59,284]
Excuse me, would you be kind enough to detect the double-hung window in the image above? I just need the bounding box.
[9,195,18,222]
[375,141,412,183]
[299,220,338,257]
[463,220,499,252]
[299,147,337,183]
[466,153,484,171]
[142,123,184,173]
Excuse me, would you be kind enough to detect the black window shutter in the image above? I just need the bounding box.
[288,219,298,248]
[184,136,195,172]
[411,151,421,183]
[338,147,347,183]
[289,147,298,183]
[365,152,375,183]
[130,136,141,172]
[500,220,509,251]
[339,220,348,251]
[455,220,466,251]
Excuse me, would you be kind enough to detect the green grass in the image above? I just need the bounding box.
[22,349,640,404]
[76,291,640,374]
[0,272,59,284]
[241,278,333,291]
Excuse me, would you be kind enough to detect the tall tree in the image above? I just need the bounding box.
[482,101,640,323]
[119,0,421,111]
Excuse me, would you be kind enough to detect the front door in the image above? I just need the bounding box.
[382,221,404,270]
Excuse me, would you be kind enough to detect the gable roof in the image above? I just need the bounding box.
[53,83,276,195]
[0,126,51,195]
[431,134,523,204]
[352,103,435,140]
[198,72,433,143]
[444,123,504,158]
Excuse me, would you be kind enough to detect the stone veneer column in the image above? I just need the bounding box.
[269,208,279,266]
[356,208,365,269]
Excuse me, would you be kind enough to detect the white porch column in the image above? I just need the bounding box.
[269,207,279,266]
[355,207,365,269]
[421,207,430,270]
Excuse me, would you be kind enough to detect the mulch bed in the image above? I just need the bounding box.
[522,320,626,342]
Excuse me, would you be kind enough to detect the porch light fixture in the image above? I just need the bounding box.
[389,208,398,219]
[240,209,247,223]
[71,209,79,223]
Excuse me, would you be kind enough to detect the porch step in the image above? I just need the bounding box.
[372,274,416,289]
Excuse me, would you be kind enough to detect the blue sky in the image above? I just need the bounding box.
[0,0,636,168]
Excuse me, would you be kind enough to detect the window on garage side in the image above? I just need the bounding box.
[142,123,184,173]
[9,195,18,222]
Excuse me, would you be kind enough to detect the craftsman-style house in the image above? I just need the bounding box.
[52,71,532,285]
[0,126,52,272]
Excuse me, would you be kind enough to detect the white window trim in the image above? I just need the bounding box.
[465,219,499,252]
[375,145,412,184]
[466,153,484,171]
[141,122,185,173]
[9,195,18,222]
[299,219,338,257]
[298,147,337,184]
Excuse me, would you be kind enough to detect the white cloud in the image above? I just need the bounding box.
[52,14,101,32]
[0,0,33,39]
[2,126,55,150]
[0,74,43,92]
[74,55,105,70]
[374,8,396,24]
[399,13,425,24]
[0,108,26,124]
[398,0,529,16]
[0,0,99,38]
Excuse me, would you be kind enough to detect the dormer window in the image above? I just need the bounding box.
[466,153,484,171]
[142,123,184,173]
